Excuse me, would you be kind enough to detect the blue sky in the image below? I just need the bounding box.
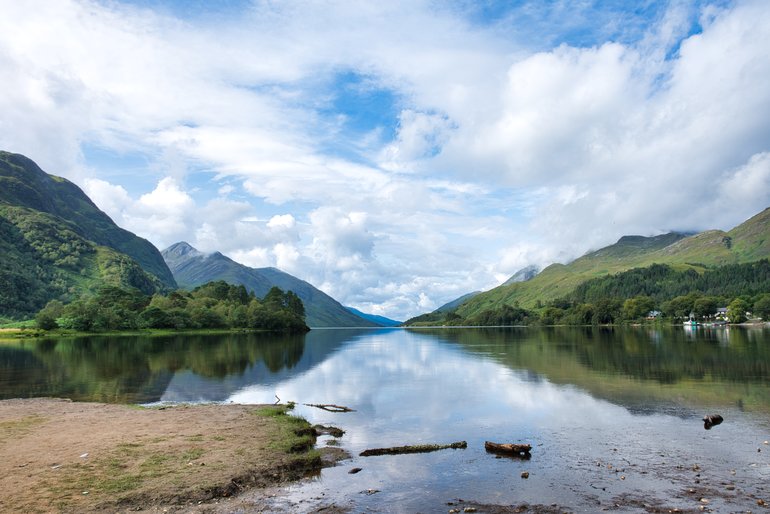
[1,0,769,320]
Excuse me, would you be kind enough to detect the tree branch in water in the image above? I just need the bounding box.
[360,441,467,457]
[303,403,356,412]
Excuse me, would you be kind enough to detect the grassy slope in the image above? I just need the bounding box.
[0,204,166,318]
[0,151,175,288]
[0,151,177,318]
[457,209,770,317]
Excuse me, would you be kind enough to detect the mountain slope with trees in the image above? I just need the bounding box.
[454,208,770,320]
[0,152,175,286]
[0,152,176,320]
[162,242,380,328]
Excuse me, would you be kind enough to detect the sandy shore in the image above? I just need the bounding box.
[0,398,331,513]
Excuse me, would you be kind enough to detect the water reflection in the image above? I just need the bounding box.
[1,326,769,409]
[422,326,770,412]
[225,327,770,512]
[3,327,770,511]
[159,329,381,402]
[0,330,371,403]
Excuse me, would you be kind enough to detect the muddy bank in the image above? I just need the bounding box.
[0,398,343,513]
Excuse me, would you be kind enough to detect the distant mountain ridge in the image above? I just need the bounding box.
[502,265,540,286]
[0,151,176,319]
[454,208,770,319]
[345,307,402,327]
[436,291,481,313]
[162,242,381,328]
[404,264,541,325]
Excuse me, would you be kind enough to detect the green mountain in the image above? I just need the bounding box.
[0,152,176,319]
[402,291,481,325]
[0,152,175,286]
[436,291,482,313]
[455,208,770,319]
[162,242,381,328]
[406,265,536,324]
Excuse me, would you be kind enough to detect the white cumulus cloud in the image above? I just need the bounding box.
[3,0,770,320]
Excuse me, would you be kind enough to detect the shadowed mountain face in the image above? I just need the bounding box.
[162,242,381,328]
[0,151,176,318]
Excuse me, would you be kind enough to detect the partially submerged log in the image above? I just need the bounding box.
[360,441,467,457]
[484,441,532,458]
[703,414,723,430]
[303,403,355,412]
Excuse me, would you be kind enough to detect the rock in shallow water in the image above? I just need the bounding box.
[703,414,723,430]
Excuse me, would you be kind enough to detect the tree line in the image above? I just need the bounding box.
[411,260,770,326]
[34,280,309,333]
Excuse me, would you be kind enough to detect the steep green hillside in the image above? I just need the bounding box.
[162,242,380,328]
[0,152,175,287]
[727,207,770,261]
[456,208,770,318]
[437,291,481,313]
[0,151,176,320]
[0,205,166,318]
[571,260,770,305]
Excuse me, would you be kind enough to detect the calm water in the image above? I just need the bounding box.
[2,327,770,512]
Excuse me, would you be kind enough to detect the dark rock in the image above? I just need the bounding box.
[703,414,723,430]
[313,424,345,438]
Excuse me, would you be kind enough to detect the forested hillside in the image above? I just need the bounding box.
[406,207,770,326]
[571,261,770,304]
[453,208,770,320]
[0,152,176,320]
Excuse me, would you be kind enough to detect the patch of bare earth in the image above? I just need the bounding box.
[0,398,329,513]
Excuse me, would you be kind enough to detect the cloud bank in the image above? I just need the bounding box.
[1,0,769,319]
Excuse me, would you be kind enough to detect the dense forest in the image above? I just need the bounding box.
[409,260,770,326]
[33,280,309,333]
[571,260,770,303]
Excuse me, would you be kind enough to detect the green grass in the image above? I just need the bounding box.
[254,404,319,457]
[0,319,35,329]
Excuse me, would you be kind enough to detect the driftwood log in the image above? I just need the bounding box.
[360,441,467,457]
[484,441,532,458]
[303,403,356,412]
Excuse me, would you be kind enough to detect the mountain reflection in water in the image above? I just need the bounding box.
[2,327,770,511]
[1,326,769,410]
